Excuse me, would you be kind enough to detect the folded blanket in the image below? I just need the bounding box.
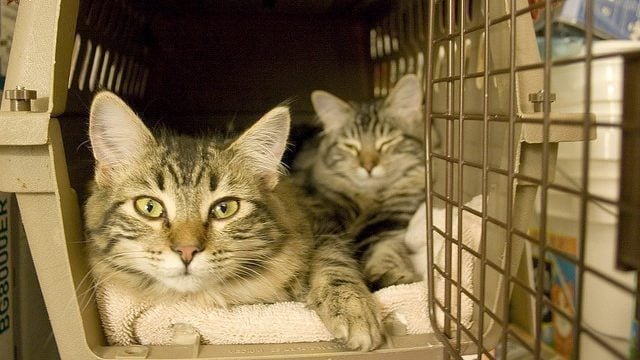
[95,196,482,346]
[96,281,432,345]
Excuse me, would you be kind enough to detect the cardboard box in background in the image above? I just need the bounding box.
[533,0,640,40]
[0,194,13,360]
[0,198,61,360]
[529,228,578,359]
[12,203,60,360]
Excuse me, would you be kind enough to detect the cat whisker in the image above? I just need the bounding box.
[68,253,139,305]
[75,264,145,306]
[75,267,133,317]
[74,252,149,292]
[224,265,284,300]
[211,255,297,300]
[67,253,150,317]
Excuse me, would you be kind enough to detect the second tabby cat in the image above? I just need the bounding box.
[294,74,426,290]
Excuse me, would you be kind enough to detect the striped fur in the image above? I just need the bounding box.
[85,91,382,350]
[294,75,426,290]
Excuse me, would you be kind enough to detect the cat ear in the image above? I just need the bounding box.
[89,91,154,185]
[384,74,423,113]
[384,74,424,133]
[311,90,356,132]
[229,106,290,190]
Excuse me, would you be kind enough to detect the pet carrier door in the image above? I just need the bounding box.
[421,0,640,359]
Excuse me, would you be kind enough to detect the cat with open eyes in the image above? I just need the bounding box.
[293,74,427,290]
[84,91,383,351]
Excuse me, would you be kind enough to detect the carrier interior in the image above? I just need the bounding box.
[60,0,398,202]
[55,0,446,355]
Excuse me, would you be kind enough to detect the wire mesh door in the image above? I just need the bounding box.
[421,0,640,359]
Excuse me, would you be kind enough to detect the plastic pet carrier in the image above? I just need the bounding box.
[0,0,638,359]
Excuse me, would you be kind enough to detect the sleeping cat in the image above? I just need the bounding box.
[293,74,426,290]
[84,91,383,350]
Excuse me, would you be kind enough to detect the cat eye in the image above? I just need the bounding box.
[210,199,240,219]
[134,197,165,219]
[378,137,400,152]
[342,142,360,154]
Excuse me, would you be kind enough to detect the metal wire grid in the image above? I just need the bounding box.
[371,0,638,359]
[430,1,637,359]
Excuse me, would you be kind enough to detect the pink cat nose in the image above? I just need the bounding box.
[172,245,201,264]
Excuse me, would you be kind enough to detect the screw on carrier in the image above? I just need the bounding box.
[528,90,556,113]
[4,86,37,111]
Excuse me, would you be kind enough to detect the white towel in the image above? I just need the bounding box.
[96,281,433,346]
[95,197,481,346]
[405,195,484,328]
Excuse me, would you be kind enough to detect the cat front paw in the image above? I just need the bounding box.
[313,287,384,351]
[367,263,420,290]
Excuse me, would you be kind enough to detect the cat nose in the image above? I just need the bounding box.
[359,148,379,173]
[172,245,202,265]
[360,156,379,173]
[362,162,377,173]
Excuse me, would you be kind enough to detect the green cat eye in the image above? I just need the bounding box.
[134,197,165,219]
[210,199,240,219]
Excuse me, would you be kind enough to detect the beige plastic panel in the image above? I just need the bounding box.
[0,0,78,115]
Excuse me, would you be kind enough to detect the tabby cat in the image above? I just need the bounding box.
[294,74,426,290]
[84,91,383,350]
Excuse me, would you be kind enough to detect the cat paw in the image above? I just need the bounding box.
[314,289,384,351]
[362,241,421,290]
[368,265,420,290]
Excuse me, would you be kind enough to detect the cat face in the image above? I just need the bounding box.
[85,92,291,297]
[311,75,426,187]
